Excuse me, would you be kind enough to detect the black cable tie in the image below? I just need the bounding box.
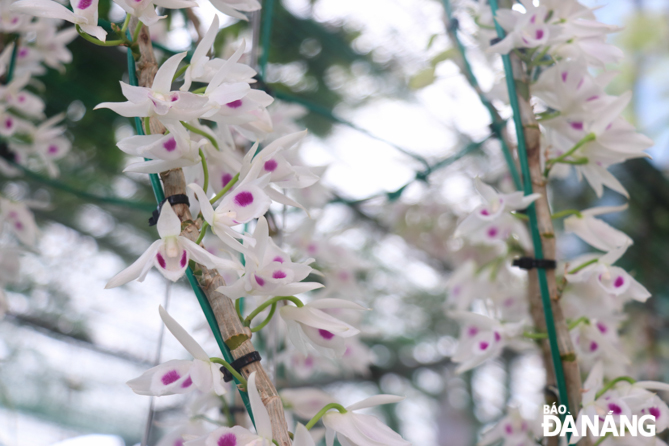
[512,257,556,271]
[490,37,503,46]
[220,351,262,383]
[148,194,190,226]
[447,17,459,32]
[252,74,273,97]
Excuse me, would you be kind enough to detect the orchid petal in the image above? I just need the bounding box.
[152,52,187,94]
[188,183,216,225]
[248,371,273,439]
[105,240,161,288]
[159,305,209,361]
[346,395,405,411]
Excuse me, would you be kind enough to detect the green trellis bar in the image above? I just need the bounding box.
[125,44,255,425]
[441,0,522,191]
[487,0,571,418]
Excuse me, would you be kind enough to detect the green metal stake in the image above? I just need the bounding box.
[487,0,571,420]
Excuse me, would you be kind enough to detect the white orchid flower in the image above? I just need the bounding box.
[571,321,628,379]
[0,198,38,246]
[451,311,518,374]
[180,17,256,92]
[280,388,337,420]
[126,306,228,396]
[488,0,562,54]
[8,113,71,177]
[95,52,209,123]
[564,204,632,252]
[322,395,410,446]
[118,121,205,173]
[280,298,366,358]
[479,408,539,446]
[11,0,106,41]
[455,178,540,238]
[238,130,317,211]
[200,45,272,129]
[114,0,196,27]
[0,72,45,119]
[105,202,242,287]
[216,216,324,299]
[209,0,260,21]
[567,245,650,306]
[181,16,221,92]
[185,371,273,446]
[188,157,272,253]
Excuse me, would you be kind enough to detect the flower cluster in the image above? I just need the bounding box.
[446,1,663,445]
[67,12,412,446]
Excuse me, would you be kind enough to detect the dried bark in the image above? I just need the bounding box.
[510,55,587,444]
[131,20,292,446]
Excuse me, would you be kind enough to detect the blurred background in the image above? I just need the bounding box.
[1,0,669,445]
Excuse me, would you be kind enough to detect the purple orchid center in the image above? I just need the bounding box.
[234,191,254,207]
[608,403,622,415]
[479,341,489,350]
[570,121,584,131]
[17,95,25,103]
[217,433,237,446]
[180,250,187,268]
[48,145,58,154]
[535,29,544,39]
[467,326,478,337]
[226,100,243,108]
[596,322,608,333]
[273,256,284,263]
[161,370,180,385]
[264,159,278,172]
[480,209,490,216]
[649,407,661,419]
[494,331,501,342]
[163,137,176,152]
[273,270,287,279]
[255,274,265,286]
[614,276,624,288]
[156,252,166,269]
[319,329,335,340]
[505,424,513,435]
[530,14,536,23]
[77,0,92,9]
[4,118,12,129]
[587,95,599,102]
[181,376,192,388]
[487,227,498,238]
[590,341,598,352]
[561,72,568,82]
[222,173,232,187]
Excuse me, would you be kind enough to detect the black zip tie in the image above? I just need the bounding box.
[512,257,556,271]
[220,351,262,382]
[148,194,190,226]
[447,17,459,32]
[490,37,502,46]
[252,74,273,96]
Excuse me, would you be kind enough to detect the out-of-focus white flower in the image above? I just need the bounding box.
[479,408,539,446]
[209,0,260,21]
[280,388,336,420]
[11,0,106,41]
[0,198,38,246]
[114,0,196,26]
